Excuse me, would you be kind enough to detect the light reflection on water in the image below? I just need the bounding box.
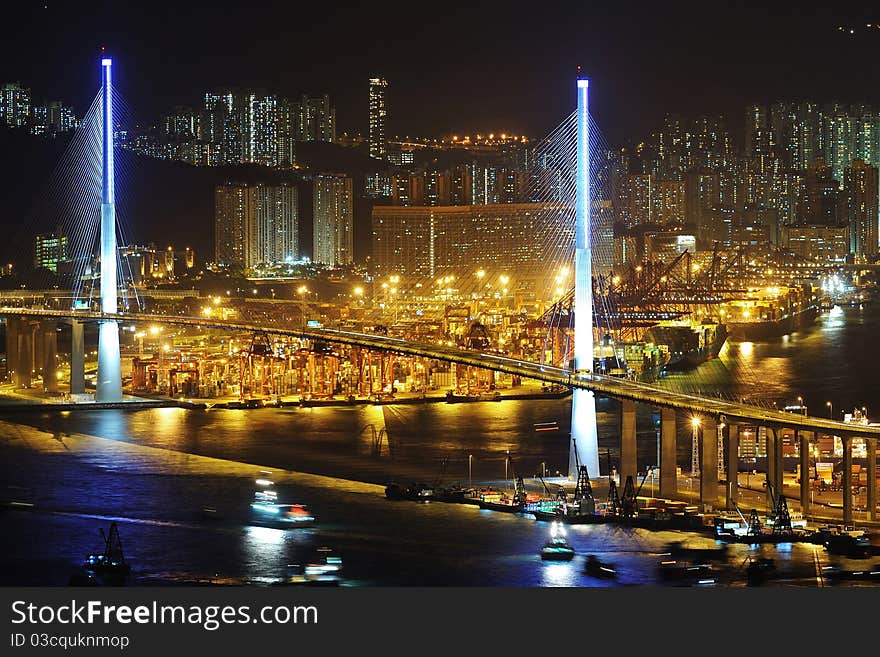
[3,305,880,586]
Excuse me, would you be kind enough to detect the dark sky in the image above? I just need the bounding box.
[3,2,880,144]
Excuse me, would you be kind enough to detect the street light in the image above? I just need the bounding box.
[826,401,833,419]
[297,285,309,327]
[468,454,473,487]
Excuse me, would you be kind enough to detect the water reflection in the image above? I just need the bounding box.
[540,561,579,588]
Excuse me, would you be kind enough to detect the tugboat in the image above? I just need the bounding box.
[540,522,576,561]
[583,555,617,580]
[78,522,131,586]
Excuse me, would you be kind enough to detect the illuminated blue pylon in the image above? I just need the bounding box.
[569,72,599,479]
[96,57,122,402]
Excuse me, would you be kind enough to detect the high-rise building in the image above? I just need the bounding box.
[823,111,855,188]
[0,83,30,127]
[313,174,353,266]
[685,171,721,244]
[245,92,278,167]
[295,95,336,143]
[369,78,388,159]
[276,98,297,167]
[34,230,68,272]
[202,90,279,166]
[654,180,686,224]
[214,183,253,268]
[371,203,573,281]
[215,183,299,268]
[744,104,770,159]
[252,183,299,265]
[843,159,879,257]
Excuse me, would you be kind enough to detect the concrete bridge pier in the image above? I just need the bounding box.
[5,317,18,383]
[867,438,876,521]
[620,399,637,486]
[69,320,85,395]
[726,424,739,510]
[659,407,677,498]
[40,321,58,393]
[699,416,718,511]
[799,430,812,518]
[766,427,783,509]
[14,318,35,389]
[843,435,853,525]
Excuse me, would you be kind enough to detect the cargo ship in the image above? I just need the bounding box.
[644,321,727,371]
[722,284,820,341]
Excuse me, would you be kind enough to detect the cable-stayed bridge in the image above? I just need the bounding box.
[1,58,877,525]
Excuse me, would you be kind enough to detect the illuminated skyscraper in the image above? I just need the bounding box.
[214,183,253,267]
[34,231,69,272]
[823,111,855,187]
[252,183,299,265]
[215,183,299,268]
[744,104,770,158]
[369,77,388,159]
[295,95,336,142]
[843,159,879,257]
[313,174,353,266]
[0,82,30,127]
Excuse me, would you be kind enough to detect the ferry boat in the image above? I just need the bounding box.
[249,475,316,528]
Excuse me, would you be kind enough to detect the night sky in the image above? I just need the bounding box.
[3,2,880,144]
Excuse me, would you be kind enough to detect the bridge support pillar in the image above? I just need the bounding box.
[766,427,783,509]
[843,435,853,526]
[726,424,739,510]
[5,317,19,383]
[867,438,876,522]
[620,399,637,488]
[15,319,34,389]
[799,430,812,518]
[70,320,85,395]
[659,408,677,499]
[700,416,718,511]
[41,321,58,393]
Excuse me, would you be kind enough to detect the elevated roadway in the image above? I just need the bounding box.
[3,307,879,440]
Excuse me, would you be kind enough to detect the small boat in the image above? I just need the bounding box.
[541,522,576,561]
[822,563,880,583]
[657,560,716,586]
[745,557,776,586]
[304,547,344,586]
[584,555,617,579]
[249,474,315,528]
[250,502,316,528]
[80,522,131,586]
[445,390,501,403]
[824,532,871,558]
[384,482,435,501]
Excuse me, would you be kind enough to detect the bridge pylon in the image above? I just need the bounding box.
[569,69,600,478]
[96,56,122,402]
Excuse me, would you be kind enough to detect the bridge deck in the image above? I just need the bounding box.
[4,307,879,438]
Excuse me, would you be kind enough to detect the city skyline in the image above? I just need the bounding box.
[3,4,880,143]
